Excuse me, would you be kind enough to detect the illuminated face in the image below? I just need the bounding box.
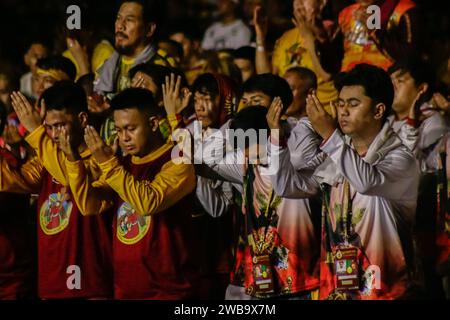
[115,2,152,56]
[390,70,421,117]
[33,72,59,98]
[336,85,381,137]
[114,108,154,157]
[44,109,83,148]
[194,91,221,129]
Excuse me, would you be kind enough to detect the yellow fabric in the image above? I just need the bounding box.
[155,48,177,68]
[272,28,338,107]
[91,41,115,73]
[167,113,182,132]
[0,155,43,194]
[117,57,135,92]
[25,125,114,215]
[339,0,416,72]
[95,142,196,216]
[62,50,80,80]
[63,41,115,80]
[36,67,70,82]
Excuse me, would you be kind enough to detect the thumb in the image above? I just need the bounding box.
[111,136,120,155]
[330,101,337,120]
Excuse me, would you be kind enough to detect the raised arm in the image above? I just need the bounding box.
[0,155,43,194]
[85,125,196,216]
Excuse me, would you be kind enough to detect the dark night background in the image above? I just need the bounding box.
[0,0,448,87]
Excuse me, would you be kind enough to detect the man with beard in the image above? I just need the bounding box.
[94,0,171,96]
[93,0,172,145]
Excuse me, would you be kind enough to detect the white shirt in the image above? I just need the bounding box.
[202,19,251,50]
[268,122,420,299]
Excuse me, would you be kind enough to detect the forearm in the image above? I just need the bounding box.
[268,141,319,198]
[65,159,113,216]
[255,45,272,74]
[99,156,196,216]
[0,157,42,193]
[321,129,414,197]
[25,125,68,185]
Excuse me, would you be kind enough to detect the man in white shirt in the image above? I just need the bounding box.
[202,0,251,50]
[268,64,420,299]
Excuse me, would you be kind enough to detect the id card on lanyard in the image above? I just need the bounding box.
[334,180,360,291]
[244,163,276,296]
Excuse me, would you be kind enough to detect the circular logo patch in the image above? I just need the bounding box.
[40,192,72,235]
[117,202,150,245]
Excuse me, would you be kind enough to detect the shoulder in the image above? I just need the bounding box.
[276,28,299,45]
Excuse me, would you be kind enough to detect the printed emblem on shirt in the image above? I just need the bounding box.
[117,202,150,245]
[286,43,306,68]
[40,188,73,235]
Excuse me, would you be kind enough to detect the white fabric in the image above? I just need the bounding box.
[202,19,251,50]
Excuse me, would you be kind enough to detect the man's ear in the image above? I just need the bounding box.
[373,103,386,121]
[78,112,89,129]
[146,23,157,39]
[418,83,429,96]
[148,116,160,132]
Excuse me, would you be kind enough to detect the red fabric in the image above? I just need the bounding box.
[213,73,239,127]
[112,149,200,299]
[0,148,33,299]
[36,171,113,299]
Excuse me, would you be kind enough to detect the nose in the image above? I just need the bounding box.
[119,131,131,142]
[115,18,125,32]
[195,100,205,113]
[339,105,350,117]
[50,127,58,139]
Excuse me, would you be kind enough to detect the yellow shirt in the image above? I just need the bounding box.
[0,155,42,194]
[25,125,114,215]
[272,28,338,107]
[63,40,115,81]
[117,56,135,92]
[91,142,196,216]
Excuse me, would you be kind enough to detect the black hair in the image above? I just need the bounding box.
[230,105,269,149]
[76,73,95,97]
[234,46,256,64]
[158,39,184,60]
[335,64,394,123]
[36,56,77,82]
[388,57,435,102]
[242,73,293,112]
[128,63,187,89]
[285,67,318,91]
[110,87,162,117]
[0,100,7,136]
[119,0,165,27]
[192,73,219,99]
[39,81,88,116]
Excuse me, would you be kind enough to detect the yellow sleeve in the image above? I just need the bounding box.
[98,156,196,216]
[65,158,114,216]
[167,113,183,131]
[25,125,68,186]
[0,156,43,194]
[91,41,115,73]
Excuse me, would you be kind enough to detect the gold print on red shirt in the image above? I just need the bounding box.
[39,187,73,235]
